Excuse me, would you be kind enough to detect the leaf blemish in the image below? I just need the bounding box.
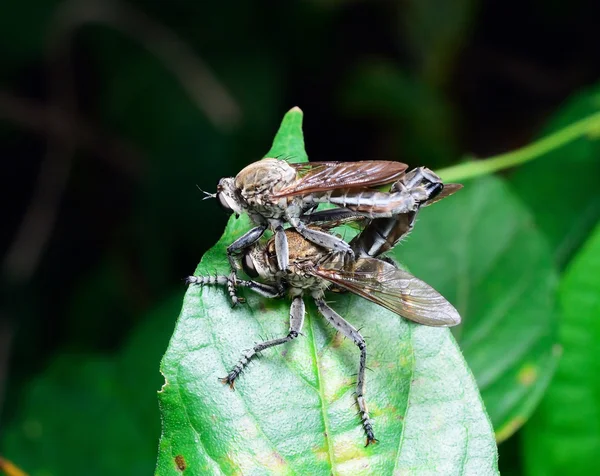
[174,454,186,471]
[517,364,538,386]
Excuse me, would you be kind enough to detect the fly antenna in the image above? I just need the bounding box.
[196,184,217,200]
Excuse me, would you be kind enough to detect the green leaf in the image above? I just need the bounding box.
[400,176,561,441]
[156,108,498,475]
[522,220,600,475]
[510,85,600,268]
[264,106,307,163]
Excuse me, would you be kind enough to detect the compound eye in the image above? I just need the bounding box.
[217,193,233,213]
[242,253,259,278]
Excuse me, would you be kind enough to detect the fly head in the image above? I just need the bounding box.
[216,177,244,216]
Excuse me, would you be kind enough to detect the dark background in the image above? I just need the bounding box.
[1,0,600,474]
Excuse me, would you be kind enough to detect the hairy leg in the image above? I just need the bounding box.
[314,296,377,446]
[221,296,305,387]
[288,216,354,256]
[185,273,283,305]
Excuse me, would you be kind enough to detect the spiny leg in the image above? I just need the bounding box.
[274,224,289,271]
[186,275,242,304]
[186,274,283,305]
[226,224,267,274]
[314,296,377,446]
[300,207,368,227]
[288,216,354,256]
[221,296,305,387]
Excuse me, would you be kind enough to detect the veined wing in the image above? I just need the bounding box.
[272,161,408,197]
[312,258,461,327]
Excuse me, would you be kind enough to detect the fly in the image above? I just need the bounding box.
[187,219,461,445]
[209,158,456,303]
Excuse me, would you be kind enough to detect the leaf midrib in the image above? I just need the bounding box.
[393,323,415,473]
[307,303,338,475]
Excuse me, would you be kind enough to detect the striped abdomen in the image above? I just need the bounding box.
[302,188,419,218]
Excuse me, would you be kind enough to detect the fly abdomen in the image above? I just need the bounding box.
[351,211,417,257]
[303,189,419,218]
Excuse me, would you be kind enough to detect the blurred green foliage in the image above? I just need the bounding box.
[1,0,600,475]
[523,222,600,475]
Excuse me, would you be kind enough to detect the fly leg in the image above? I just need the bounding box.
[300,208,368,227]
[186,274,283,305]
[288,215,354,257]
[186,275,242,305]
[224,224,267,304]
[314,296,377,446]
[221,296,305,388]
[270,220,289,272]
[227,225,267,272]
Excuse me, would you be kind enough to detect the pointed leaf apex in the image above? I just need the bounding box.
[265,108,308,163]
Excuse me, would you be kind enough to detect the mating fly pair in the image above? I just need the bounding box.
[208,158,460,301]
[189,158,462,445]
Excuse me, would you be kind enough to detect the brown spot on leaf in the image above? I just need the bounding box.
[174,455,186,471]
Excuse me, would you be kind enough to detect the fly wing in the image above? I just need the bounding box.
[272,161,408,197]
[313,258,460,327]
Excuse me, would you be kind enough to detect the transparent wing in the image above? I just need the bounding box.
[272,161,408,197]
[312,258,461,327]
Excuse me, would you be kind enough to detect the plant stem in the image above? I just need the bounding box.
[436,110,600,182]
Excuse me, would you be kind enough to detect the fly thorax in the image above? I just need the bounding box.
[285,268,328,292]
[249,198,288,219]
[235,159,296,199]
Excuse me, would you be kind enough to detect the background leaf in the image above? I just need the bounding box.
[400,175,560,441]
[155,108,498,475]
[510,85,600,268]
[522,221,600,475]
